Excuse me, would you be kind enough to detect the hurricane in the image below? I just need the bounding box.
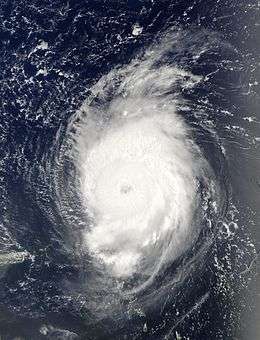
[0,1,258,339]
[71,35,220,287]
[53,29,228,322]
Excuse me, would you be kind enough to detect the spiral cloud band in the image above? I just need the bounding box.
[71,35,218,287]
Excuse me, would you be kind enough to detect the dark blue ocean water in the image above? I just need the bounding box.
[0,1,259,339]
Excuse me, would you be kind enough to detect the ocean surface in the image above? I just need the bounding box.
[0,1,259,339]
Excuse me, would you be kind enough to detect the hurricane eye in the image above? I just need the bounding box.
[120,184,133,194]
